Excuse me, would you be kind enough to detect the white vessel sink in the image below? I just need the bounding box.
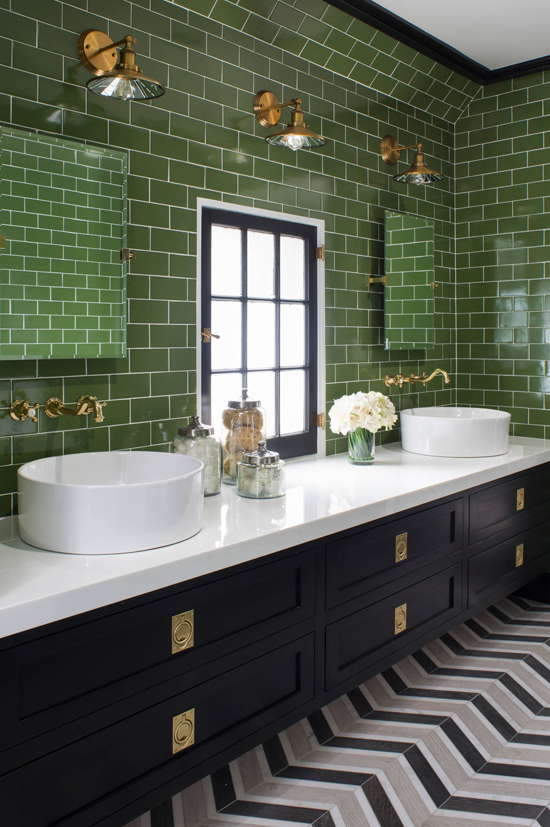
[400,407,511,458]
[17,451,204,554]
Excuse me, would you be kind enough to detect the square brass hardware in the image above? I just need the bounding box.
[394,603,407,635]
[120,248,135,261]
[395,532,408,562]
[516,543,524,567]
[316,245,325,261]
[517,488,525,511]
[172,610,194,654]
[172,708,195,754]
[316,412,325,430]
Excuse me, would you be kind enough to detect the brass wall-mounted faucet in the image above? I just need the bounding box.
[45,395,107,423]
[385,368,451,389]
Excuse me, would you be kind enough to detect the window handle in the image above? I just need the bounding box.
[201,328,220,343]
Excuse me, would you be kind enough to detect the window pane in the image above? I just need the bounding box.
[280,235,305,300]
[247,371,276,438]
[247,301,275,369]
[280,370,306,435]
[212,225,241,296]
[211,300,241,370]
[247,231,275,298]
[280,304,305,367]
[210,372,243,432]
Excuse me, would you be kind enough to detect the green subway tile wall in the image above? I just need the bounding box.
[0,0,479,517]
[455,74,550,437]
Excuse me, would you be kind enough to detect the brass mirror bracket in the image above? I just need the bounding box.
[10,400,39,423]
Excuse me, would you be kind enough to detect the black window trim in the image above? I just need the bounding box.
[199,203,324,460]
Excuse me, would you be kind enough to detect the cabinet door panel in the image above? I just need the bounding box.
[326,564,462,690]
[326,499,462,609]
[468,521,550,607]
[0,550,315,751]
[0,635,314,827]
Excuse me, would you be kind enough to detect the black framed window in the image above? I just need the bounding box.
[201,207,319,459]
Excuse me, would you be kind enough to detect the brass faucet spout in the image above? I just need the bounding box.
[384,368,451,389]
[45,395,107,423]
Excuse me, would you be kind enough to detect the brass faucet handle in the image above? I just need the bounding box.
[9,400,39,423]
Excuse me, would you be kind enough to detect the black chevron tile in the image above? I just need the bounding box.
[211,764,236,811]
[440,718,486,772]
[223,800,329,822]
[463,649,526,659]
[362,775,405,827]
[498,672,543,714]
[308,710,334,745]
[311,813,337,827]
[367,711,448,725]
[471,695,517,740]
[433,667,504,678]
[382,667,407,694]
[441,795,544,819]
[150,799,174,827]
[488,606,513,623]
[526,654,550,684]
[404,744,450,807]
[277,766,374,785]
[478,761,550,780]
[512,732,550,746]
[487,633,550,642]
[465,618,489,638]
[538,807,550,826]
[400,687,477,701]
[327,736,412,753]
[412,650,438,674]
[441,633,464,654]
[263,735,289,775]
[346,687,373,717]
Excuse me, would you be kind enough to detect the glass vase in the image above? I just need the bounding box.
[348,428,375,465]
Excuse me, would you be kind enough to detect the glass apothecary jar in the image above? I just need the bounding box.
[222,389,265,485]
[237,441,286,499]
[173,415,221,497]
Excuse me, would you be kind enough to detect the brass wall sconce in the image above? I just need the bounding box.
[77,29,165,101]
[253,91,326,151]
[381,135,444,184]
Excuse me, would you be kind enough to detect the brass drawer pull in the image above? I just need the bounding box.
[395,532,408,562]
[394,603,407,635]
[172,610,194,654]
[517,488,525,511]
[172,709,195,754]
[516,543,524,567]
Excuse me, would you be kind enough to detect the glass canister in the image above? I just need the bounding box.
[222,388,265,485]
[173,415,221,496]
[237,440,286,499]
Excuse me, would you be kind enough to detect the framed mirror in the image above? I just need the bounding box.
[0,127,127,359]
[383,210,435,351]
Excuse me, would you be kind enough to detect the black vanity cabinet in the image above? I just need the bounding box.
[1,462,550,827]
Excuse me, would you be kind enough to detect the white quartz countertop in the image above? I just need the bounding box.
[1,437,550,640]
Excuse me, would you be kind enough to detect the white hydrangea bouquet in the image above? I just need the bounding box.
[328,391,397,465]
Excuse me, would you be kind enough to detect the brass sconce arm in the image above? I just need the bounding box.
[45,395,107,423]
[384,369,451,389]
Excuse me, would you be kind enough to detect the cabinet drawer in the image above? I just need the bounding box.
[325,499,463,609]
[468,521,550,607]
[469,465,550,545]
[325,564,462,690]
[0,634,314,827]
[0,550,315,752]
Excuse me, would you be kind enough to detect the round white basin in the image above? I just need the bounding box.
[400,406,511,458]
[17,451,204,554]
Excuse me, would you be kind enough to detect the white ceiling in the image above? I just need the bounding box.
[371,0,550,70]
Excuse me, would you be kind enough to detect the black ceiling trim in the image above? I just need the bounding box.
[325,0,550,85]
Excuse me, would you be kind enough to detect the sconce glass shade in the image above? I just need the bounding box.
[86,73,165,100]
[266,127,326,151]
[78,30,165,102]
[392,149,444,184]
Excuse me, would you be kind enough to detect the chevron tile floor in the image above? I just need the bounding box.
[124,593,550,827]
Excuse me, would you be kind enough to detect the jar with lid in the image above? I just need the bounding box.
[173,415,221,496]
[222,388,265,485]
[237,441,286,499]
